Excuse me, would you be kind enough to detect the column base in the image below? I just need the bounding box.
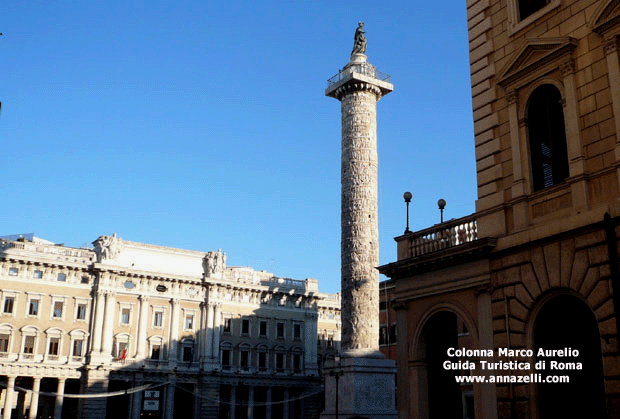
[320,355,397,419]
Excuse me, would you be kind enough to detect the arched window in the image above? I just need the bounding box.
[527,84,569,191]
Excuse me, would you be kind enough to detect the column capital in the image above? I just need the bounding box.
[139,295,149,302]
[506,89,518,105]
[560,58,575,76]
[604,37,619,55]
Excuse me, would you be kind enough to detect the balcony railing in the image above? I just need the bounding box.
[404,214,478,258]
[327,62,391,87]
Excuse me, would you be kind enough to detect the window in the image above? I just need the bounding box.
[182,343,194,362]
[222,349,231,369]
[48,337,59,355]
[258,351,267,371]
[23,336,35,354]
[293,323,302,340]
[34,270,43,279]
[76,304,87,320]
[73,339,84,357]
[277,322,284,339]
[80,276,89,284]
[0,334,9,353]
[293,353,301,372]
[259,320,267,337]
[53,301,64,318]
[28,299,40,316]
[223,318,232,334]
[57,273,66,282]
[519,0,550,21]
[379,326,388,346]
[276,352,284,371]
[3,297,15,314]
[527,84,569,191]
[151,344,161,360]
[184,314,194,330]
[240,350,249,369]
[116,341,128,359]
[8,268,18,276]
[153,311,163,327]
[389,324,397,343]
[379,301,387,310]
[121,308,131,325]
[242,319,250,335]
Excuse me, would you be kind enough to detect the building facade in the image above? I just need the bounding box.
[380,0,620,418]
[0,233,340,419]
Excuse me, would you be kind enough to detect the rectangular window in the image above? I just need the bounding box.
[380,326,388,346]
[222,349,231,368]
[28,299,39,316]
[242,319,250,335]
[57,273,66,282]
[379,301,387,311]
[23,336,35,354]
[3,297,14,314]
[53,301,63,318]
[258,352,267,370]
[389,324,397,343]
[240,350,249,369]
[0,334,9,352]
[117,342,128,359]
[293,323,301,340]
[153,311,163,327]
[73,339,83,357]
[276,353,284,371]
[121,308,130,324]
[80,276,89,284]
[223,318,232,334]
[34,270,43,279]
[8,268,18,276]
[182,345,193,362]
[277,322,284,339]
[293,354,301,372]
[151,344,161,360]
[76,304,87,320]
[49,338,60,355]
[259,320,267,337]
[184,314,194,330]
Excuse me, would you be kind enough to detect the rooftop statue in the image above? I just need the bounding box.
[351,21,367,56]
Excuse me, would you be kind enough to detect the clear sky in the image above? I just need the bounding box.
[1,1,476,295]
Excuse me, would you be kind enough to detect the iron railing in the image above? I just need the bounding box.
[327,62,391,87]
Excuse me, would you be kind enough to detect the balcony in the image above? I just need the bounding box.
[380,213,496,277]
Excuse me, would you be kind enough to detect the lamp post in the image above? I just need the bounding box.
[438,199,446,223]
[330,355,342,419]
[403,192,412,234]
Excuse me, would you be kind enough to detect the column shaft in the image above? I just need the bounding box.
[101,292,116,357]
[168,299,180,362]
[53,378,66,419]
[91,291,106,354]
[28,378,41,419]
[3,376,15,419]
[136,296,149,359]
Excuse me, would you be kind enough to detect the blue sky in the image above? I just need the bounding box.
[1,1,476,295]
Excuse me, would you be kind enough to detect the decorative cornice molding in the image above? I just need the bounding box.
[333,82,382,101]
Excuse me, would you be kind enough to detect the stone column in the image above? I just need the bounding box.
[476,288,498,419]
[28,377,41,419]
[212,303,221,364]
[247,385,254,419]
[101,291,116,358]
[265,387,272,419]
[229,385,236,419]
[164,378,175,419]
[323,25,397,419]
[304,311,319,375]
[198,302,207,365]
[204,302,214,362]
[168,298,180,364]
[53,378,66,419]
[136,295,149,359]
[282,387,289,419]
[3,375,15,419]
[506,90,529,230]
[91,290,106,355]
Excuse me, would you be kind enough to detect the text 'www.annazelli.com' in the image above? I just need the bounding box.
[454,374,570,384]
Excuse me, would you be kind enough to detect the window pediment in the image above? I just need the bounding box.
[590,0,620,37]
[498,37,577,89]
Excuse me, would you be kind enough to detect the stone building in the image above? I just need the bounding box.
[0,233,340,419]
[379,0,620,418]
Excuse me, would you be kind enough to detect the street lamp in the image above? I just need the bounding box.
[403,192,412,234]
[438,199,446,223]
[330,355,342,419]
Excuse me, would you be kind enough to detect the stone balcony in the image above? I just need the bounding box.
[380,213,496,277]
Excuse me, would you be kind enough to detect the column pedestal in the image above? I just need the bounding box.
[320,356,397,419]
